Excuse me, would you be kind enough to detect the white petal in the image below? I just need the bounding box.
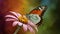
[16,12,21,17]
[27,25,35,34]
[5,15,18,20]
[10,11,19,17]
[5,18,16,21]
[17,22,23,26]
[23,24,28,32]
[13,21,19,26]
[28,20,38,32]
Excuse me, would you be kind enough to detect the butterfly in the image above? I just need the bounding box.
[26,5,47,26]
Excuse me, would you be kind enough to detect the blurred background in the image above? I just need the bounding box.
[0,0,60,34]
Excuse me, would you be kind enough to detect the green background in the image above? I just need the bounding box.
[27,0,60,34]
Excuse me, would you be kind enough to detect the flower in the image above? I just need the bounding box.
[5,11,38,34]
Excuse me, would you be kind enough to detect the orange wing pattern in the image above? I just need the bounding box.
[30,9,43,16]
[30,6,47,16]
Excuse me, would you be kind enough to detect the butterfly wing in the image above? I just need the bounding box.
[27,6,47,26]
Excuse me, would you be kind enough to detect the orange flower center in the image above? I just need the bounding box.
[18,15,28,24]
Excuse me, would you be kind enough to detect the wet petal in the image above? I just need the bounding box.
[17,22,23,26]
[10,11,19,17]
[13,21,19,26]
[28,20,38,32]
[5,18,16,21]
[16,12,21,17]
[23,24,28,32]
[27,25,35,34]
[5,15,18,20]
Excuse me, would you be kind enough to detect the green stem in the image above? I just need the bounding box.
[14,26,20,34]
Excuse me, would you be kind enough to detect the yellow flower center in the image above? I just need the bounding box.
[18,15,28,24]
